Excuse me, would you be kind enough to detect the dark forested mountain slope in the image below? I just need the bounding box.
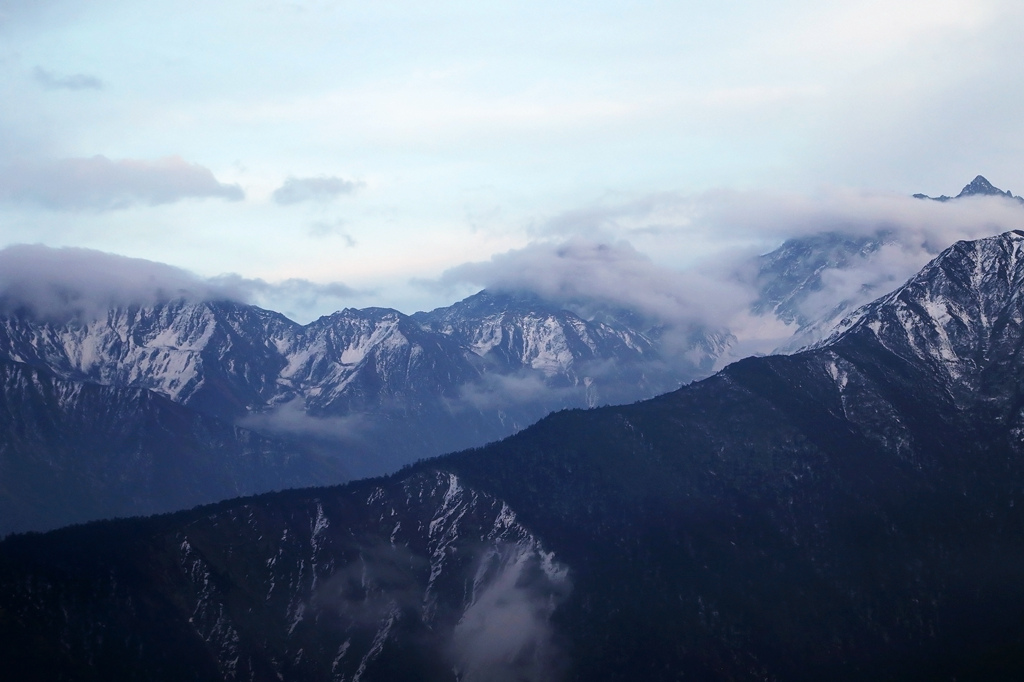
[4,232,1024,681]
[436,230,1024,680]
[0,358,346,535]
[0,471,570,682]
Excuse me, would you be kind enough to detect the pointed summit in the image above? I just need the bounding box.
[956,175,1012,198]
[914,175,1024,204]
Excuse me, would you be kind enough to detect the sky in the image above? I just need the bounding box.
[2,0,1024,322]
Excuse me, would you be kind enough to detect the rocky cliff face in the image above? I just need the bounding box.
[414,289,682,407]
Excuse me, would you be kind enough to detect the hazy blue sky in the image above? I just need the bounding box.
[2,0,1024,320]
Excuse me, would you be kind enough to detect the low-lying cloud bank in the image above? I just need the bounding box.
[0,245,239,320]
[0,155,243,210]
[694,186,1024,245]
[434,187,1024,359]
[438,238,754,332]
[532,185,1023,247]
[0,245,356,322]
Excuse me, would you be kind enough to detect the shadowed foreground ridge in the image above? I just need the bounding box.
[4,232,1024,680]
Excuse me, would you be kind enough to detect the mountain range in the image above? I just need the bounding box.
[0,177,1018,539]
[2,220,1024,677]
[0,230,866,534]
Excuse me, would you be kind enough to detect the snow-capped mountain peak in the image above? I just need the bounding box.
[828,230,1024,399]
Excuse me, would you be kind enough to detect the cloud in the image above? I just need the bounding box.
[0,244,357,323]
[436,238,755,334]
[211,274,357,302]
[311,539,429,626]
[272,175,361,205]
[308,537,571,682]
[0,244,244,320]
[32,66,102,90]
[432,186,1024,369]
[526,184,1024,254]
[534,192,691,239]
[211,273,358,321]
[451,541,571,682]
[690,186,1024,246]
[452,371,580,413]
[237,398,369,442]
[0,155,244,210]
[308,218,356,243]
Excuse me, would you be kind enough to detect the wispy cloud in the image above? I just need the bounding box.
[32,66,102,90]
[0,155,244,210]
[451,541,571,682]
[210,274,356,300]
[272,175,361,205]
[308,218,356,243]
[238,398,370,443]
[211,273,359,317]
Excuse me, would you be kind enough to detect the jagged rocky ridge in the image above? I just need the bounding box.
[3,231,1024,680]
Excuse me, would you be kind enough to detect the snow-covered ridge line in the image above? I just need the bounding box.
[821,231,1024,398]
[0,290,679,427]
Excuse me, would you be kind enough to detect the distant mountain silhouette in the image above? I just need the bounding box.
[914,174,1024,203]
